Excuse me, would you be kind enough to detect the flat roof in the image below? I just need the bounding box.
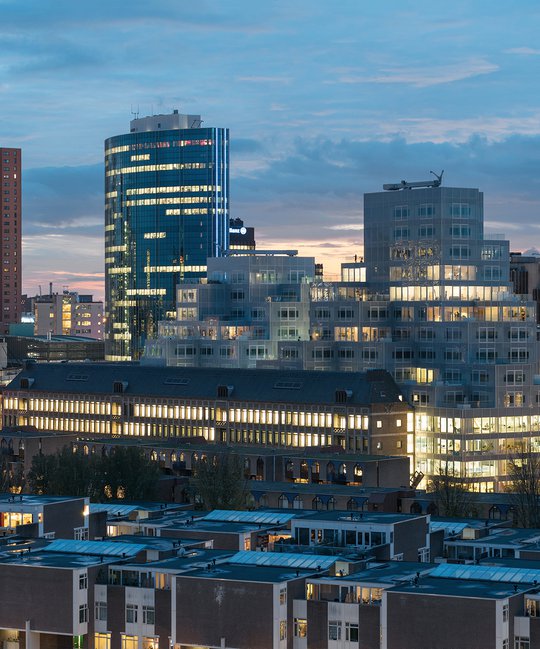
[292,511,424,525]
[388,576,524,599]
[179,563,318,584]
[0,493,84,506]
[446,528,540,547]
[0,551,115,569]
[117,549,235,572]
[310,561,434,585]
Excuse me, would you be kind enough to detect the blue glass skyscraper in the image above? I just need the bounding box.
[104,111,229,360]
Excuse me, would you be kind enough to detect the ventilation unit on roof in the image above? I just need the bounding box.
[20,377,34,389]
[335,389,352,404]
[217,385,234,398]
[113,381,128,394]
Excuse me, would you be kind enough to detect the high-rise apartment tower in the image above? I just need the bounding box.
[104,111,229,360]
[0,147,21,333]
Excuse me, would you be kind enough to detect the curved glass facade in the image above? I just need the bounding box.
[104,115,229,360]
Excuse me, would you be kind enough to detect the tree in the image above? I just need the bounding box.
[191,453,247,510]
[507,449,540,528]
[0,448,25,494]
[101,447,161,501]
[27,452,58,495]
[27,445,161,502]
[428,464,472,518]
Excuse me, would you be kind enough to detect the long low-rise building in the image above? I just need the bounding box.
[2,362,413,459]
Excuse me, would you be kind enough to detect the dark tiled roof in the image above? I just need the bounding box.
[7,363,405,407]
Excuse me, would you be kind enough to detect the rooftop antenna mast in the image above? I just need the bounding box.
[430,170,444,185]
[130,104,139,119]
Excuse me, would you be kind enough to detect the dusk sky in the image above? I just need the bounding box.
[3,0,540,300]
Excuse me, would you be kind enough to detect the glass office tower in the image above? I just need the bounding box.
[105,111,229,360]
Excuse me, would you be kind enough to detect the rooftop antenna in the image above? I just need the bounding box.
[130,105,139,119]
[430,170,444,185]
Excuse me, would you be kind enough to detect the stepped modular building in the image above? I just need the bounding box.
[104,111,229,361]
[144,176,540,491]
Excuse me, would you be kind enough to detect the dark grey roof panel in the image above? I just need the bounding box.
[7,363,405,406]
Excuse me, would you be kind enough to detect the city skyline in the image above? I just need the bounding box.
[3,1,540,299]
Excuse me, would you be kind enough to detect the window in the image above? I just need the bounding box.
[95,601,107,621]
[337,307,354,319]
[472,370,489,384]
[477,327,497,341]
[450,225,471,237]
[315,308,331,319]
[126,604,138,624]
[477,348,496,363]
[418,204,434,217]
[502,603,509,622]
[294,618,307,638]
[345,623,359,642]
[142,606,155,625]
[230,290,244,301]
[329,621,342,641]
[394,227,410,240]
[279,621,287,641]
[515,638,530,649]
[450,203,471,218]
[279,587,287,605]
[509,348,529,362]
[418,226,434,237]
[444,349,462,362]
[505,370,525,384]
[79,572,88,589]
[450,245,470,259]
[394,205,409,220]
[251,307,265,320]
[278,307,299,320]
[79,604,88,624]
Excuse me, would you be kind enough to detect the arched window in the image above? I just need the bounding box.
[300,460,309,481]
[293,495,304,510]
[150,450,158,462]
[354,464,363,485]
[285,460,295,480]
[489,505,502,520]
[347,498,358,511]
[327,497,336,511]
[256,457,264,480]
[278,494,289,509]
[244,457,251,479]
[410,502,422,514]
[426,502,439,516]
[311,462,320,482]
[83,444,89,456]
[312,496,324,511]
[326,462,335,482]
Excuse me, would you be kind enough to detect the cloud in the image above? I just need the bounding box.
[328,59,499,88]
[326,224,364,231]
[236,76,292,83]
[504,47,540,55]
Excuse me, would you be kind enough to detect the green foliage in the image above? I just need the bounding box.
[27,445,161,502]
[191,453,247,510]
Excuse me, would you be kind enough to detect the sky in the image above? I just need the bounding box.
[2,0,540,300]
